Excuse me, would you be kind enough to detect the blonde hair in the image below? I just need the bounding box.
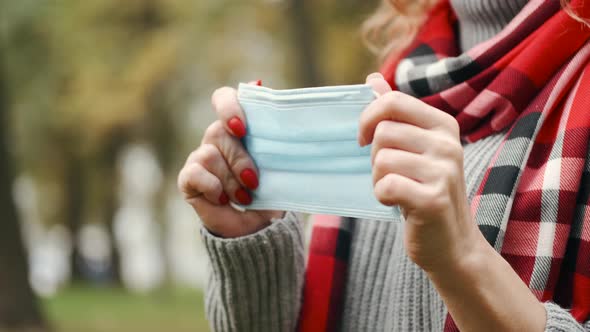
[362,0,589,62]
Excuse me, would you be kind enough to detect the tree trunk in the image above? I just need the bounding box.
[0,51,47,331]
[104,191,121,284]
[287,0,322,87]
[100,130,127,285]
[63,148,86,282]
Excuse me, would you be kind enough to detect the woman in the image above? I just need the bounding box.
[178,0,590,331]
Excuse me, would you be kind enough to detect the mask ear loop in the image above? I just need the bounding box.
[230,201,247,213]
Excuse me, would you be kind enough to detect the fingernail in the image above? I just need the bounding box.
[240,168,259,190]
[366,72,384,81]
[235,188,253,205]
[219,192,229,205]
[255,79,262,86]
[228,117,246,138]
[358,135,366,147]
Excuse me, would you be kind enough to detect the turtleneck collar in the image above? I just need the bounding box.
[450,0,529,51]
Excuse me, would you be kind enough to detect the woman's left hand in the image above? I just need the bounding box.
[359,72,486,274]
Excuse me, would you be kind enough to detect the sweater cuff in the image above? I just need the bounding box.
[544,302,585,332]
[200,211,306,331]
[200,211,303,241]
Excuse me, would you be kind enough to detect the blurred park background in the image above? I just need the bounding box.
[0,0,378,331]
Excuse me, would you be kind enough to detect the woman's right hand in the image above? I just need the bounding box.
[178,86,285,238]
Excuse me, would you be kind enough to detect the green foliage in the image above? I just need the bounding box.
[1,0,378,170]
[1,0,210,227]
[2,0,200,159]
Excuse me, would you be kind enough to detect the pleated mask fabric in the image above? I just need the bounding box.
[236,83,399,221]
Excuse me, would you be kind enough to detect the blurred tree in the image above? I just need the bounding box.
[281,0,377,87]
[0,50,47,331]
[3,0,200,284]
[286,0,322,86]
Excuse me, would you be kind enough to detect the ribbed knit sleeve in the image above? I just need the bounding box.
[201,212,306,332]
[544,302,590,331]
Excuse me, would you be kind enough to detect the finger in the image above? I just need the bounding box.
[177,162,225,205]
[201,121,259,190]
[374,173,427,209]
[247,79,262,86]
[365,72,392,96]
[372,148,435,185]
[193,197,270,237]
[370,120,431,164]
[196,143,253,206]
[358,91,457,146]
[211,87,247,138]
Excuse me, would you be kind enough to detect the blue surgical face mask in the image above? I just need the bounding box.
[236,83,398,221]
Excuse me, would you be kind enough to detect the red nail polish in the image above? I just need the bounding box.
[255,79,262,86]
[219,192,229,205]
[240,168,259,190]
[235,188,252,205]
[228,117,246,138]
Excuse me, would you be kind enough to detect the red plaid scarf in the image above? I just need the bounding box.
[299,0,590,331]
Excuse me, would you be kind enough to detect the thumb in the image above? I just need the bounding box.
[365,72,392,96]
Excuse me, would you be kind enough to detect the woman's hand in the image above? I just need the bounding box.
[359,73,547,332]
[359,73,485,273]
[178,85,284,238]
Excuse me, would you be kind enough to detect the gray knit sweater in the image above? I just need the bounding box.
[200,1,590,331]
